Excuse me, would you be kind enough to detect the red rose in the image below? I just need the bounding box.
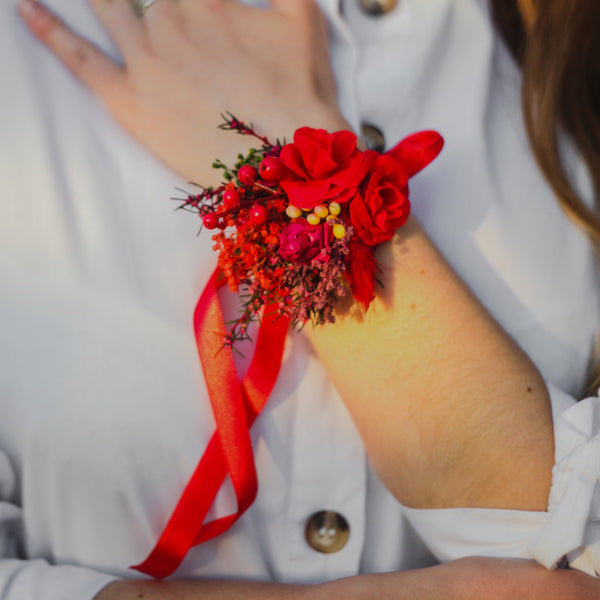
[349,153,410,246]
[279,219,333,264]
[279,127,367,211]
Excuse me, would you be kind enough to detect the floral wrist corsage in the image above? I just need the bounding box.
[180,114,443,347]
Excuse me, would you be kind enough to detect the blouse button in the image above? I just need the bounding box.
[361,123,386,153]
[305,510,350,553]
[358,0,398,16]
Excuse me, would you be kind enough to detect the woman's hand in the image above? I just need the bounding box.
[18,0,349,183]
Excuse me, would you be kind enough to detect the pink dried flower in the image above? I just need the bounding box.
[278,219,333,264]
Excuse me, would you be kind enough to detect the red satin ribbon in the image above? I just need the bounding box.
[131,130,443,579]
[131,267,289,578]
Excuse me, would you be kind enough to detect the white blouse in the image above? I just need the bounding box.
[1,0,599,599]
[403,385,600,576]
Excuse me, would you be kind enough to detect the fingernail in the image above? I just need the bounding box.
[18,0,40,19]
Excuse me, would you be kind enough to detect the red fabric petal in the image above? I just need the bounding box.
[291,128,337,177]
[279,144,307,179]
[293,126,326,145]
[281,179,331,210]
[329,151,368,188]
[330,186,359,205]
[310,148,339,177]
[330,130,359,163]
[345,239,377,310]
[369,153,409,187]
[349,193,377,246]
[387,130,444,178]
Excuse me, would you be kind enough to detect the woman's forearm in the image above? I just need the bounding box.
[306,216,555,511]
[95,559,600,600]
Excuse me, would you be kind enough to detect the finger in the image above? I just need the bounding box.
[18,0,126,104]
[89,0,146,63]
[141,0,183,36]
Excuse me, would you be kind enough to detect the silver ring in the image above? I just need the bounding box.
[133,0,159,16]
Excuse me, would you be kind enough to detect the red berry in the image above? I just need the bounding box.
[238,165,257,185]
[249,204,269,225]
[202,212,218,229]
[223,188,240,208]
[259,157,284,181]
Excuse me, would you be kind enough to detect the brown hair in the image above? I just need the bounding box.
[490,0,600,393]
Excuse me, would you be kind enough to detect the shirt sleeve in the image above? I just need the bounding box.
[400,384,600,576]
[0,451,117,600]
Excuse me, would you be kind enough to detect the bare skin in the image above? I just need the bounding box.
[94,557,600,600]
[17,0,597,597]
[306,217,554,511]
[17,0,346,184]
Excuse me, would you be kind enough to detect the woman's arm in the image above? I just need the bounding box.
[21,0,554,524]
[94,557,600,600]
[18,0,568,590]
[306,217,555,511]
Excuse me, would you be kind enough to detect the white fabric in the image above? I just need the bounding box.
[1,0,599,598]
[402,385,600,576]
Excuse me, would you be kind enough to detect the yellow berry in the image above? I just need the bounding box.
[314,204,329,219]
[306,213,321,225]
[329,202,342,216]
[333,224,346,239]
[286,205,302,219]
